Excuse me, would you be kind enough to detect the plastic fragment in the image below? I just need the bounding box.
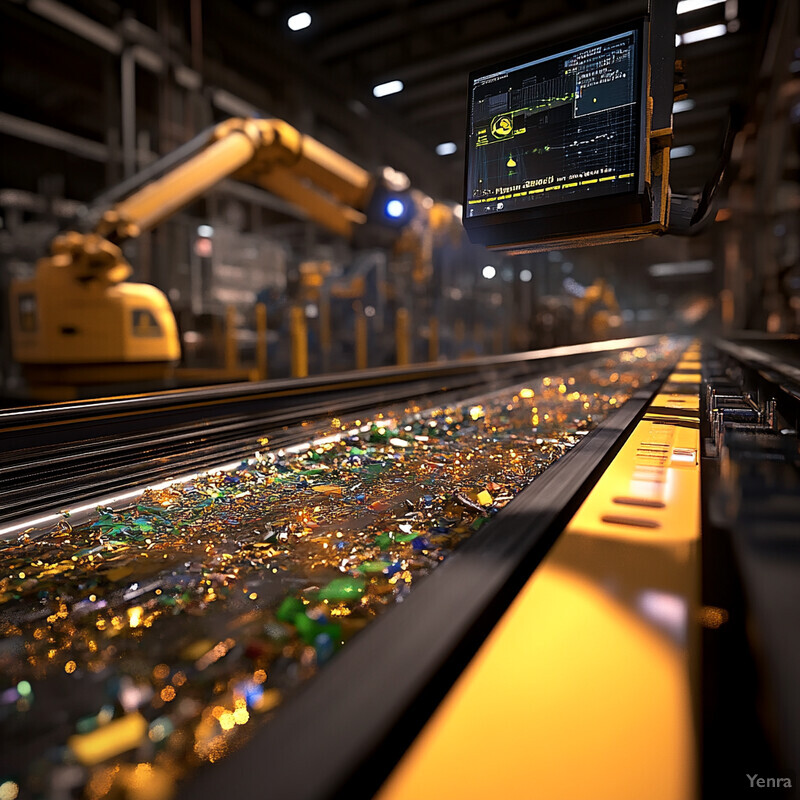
[276,596,305,622]
[477,490,493,506]
[317,577,366,603]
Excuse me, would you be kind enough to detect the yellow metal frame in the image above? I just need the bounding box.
[378,346,702,800]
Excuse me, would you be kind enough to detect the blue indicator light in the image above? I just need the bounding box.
[385,199,405,218]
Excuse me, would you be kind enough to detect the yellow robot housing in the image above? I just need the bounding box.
[11,231,180,385]
[10,117,399,389]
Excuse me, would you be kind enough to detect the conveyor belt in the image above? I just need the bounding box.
[2,335,797,800]
[0,335,661,533]
[181,363,672,800]
[0,338,680,800]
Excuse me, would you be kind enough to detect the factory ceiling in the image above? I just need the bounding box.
[229,0,781,198]
[0,0,787,204]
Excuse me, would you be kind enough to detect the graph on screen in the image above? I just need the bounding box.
[466,30,640,218]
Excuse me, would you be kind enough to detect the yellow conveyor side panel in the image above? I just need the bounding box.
[378,345,702,800]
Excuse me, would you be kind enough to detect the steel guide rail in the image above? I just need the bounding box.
[714,337,800,427]
[700,338,800,796]
[1,336,661,437]
[0,376,489,530]
[178,358,677,800]
[0,336,661,533]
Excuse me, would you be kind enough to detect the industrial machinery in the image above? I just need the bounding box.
[9,118,414,387]
[1,335,798,800]
[1,1,796,797]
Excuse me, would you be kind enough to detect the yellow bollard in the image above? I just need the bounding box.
[290,305,308,378]
[255,302,268,380]
[428,316,439,362]
[396,308,410,366]
[355,308,368,370]
[225,305,238,373]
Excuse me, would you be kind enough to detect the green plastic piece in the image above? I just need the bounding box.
[276,596,305,623]
[317,576,366,602]
[374,533,393,550]
[292,612,341,645]
[369,427,391,443]
[356,561,390,574]
[376,531,419,549]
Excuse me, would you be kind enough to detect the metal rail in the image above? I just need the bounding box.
[0,336,661,533]
[701,337,800,795]
[715,336,800,410]
[1,336,660,435]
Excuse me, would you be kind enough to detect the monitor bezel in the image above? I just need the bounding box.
[462,17,650,245]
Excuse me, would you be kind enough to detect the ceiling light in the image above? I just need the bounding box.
[287,12,311,31]
[482,265,496,279]
[435,141,457,156]
[680,24,727,45]
[381,166,410,191]
[677,0,724,14]
[670,144,696,159]
[520,269,532,282]
[672,98,695,113]
[373,80,404,98]
[648,259,713,277]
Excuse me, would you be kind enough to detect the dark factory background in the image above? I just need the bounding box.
[0,0,796,399]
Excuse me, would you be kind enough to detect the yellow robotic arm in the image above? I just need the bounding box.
[99,118,374,245]
[10,118,383,390]
[52,118,377,282]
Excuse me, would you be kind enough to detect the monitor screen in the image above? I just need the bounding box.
[465,29,642,220]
